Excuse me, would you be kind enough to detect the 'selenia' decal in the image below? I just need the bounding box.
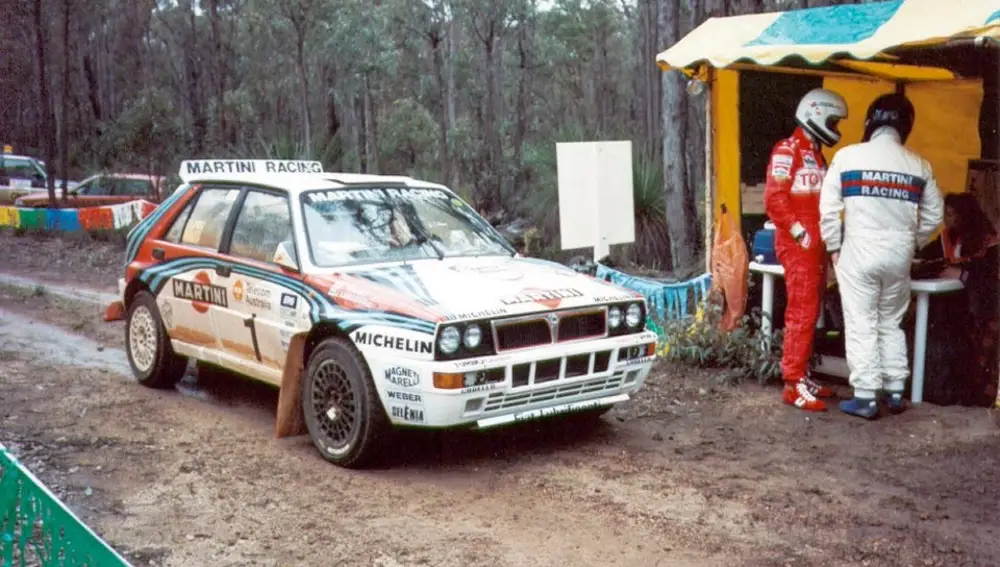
[138,257,437,335]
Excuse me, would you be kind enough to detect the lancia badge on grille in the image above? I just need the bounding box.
[546,313,559,326]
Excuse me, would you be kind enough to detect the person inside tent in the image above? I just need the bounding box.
[914,192,999,406]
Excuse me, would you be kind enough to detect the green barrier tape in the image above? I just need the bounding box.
[1,444,132,567]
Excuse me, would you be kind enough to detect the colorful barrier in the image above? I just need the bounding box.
[0,200,158,232]
[1,443,132,566]
[595,263,712,338]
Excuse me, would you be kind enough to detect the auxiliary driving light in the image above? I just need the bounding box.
[608,306,622,329]
[625,303,642,327]
[463,324,482,349]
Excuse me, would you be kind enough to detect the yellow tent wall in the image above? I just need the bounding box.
[906,79,984,195]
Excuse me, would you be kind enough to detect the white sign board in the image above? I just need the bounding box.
[556,141,635,261]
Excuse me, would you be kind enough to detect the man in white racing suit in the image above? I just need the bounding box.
[818,93,944,419]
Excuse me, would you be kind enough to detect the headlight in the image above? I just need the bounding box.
[439,326,460,354]
[608,306,622,329]
[626,303,642,327]
[463,324,482,349]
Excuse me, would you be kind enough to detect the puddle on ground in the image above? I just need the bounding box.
[0,307,275,410]
[0,307,132,375]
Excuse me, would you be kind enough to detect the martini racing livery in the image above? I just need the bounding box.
[105,159,657,468]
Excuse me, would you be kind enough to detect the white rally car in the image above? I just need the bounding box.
[105,159,658,468]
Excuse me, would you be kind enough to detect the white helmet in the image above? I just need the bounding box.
[795,88,849,147]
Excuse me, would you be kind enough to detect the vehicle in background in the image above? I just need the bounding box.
[14,172,164,208]
[0,147,48,205]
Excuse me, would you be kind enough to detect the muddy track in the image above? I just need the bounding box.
[2,269,1000,567]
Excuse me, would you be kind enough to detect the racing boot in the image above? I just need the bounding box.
[885,391,906,415]
[839,396,879,420]
[782,381,828,412]
[801,374,835,398]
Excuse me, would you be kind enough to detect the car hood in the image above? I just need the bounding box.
[320,255,642,322]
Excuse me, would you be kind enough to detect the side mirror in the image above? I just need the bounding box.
[273,241,299,272]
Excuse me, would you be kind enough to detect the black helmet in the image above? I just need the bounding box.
[862,93,915,144]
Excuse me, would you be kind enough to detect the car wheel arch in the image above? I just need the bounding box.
[123,277,150,309]
[276,321,377,440]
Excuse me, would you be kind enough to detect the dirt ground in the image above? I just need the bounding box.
[0,229,123,293]
[2,232,1000,567]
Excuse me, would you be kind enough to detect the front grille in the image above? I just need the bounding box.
[495,320,551,351]
[492,308,608,352]
[557,311,606,342]
[483,373,626,411]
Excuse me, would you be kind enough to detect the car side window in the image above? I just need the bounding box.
[179,187,240,250]
[89,179,111,196]
[228,191,296,267]
[163,200,196,244]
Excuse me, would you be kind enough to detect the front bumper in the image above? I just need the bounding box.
[379,329,659,429]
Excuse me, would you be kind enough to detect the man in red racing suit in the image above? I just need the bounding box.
[764,88,848,412]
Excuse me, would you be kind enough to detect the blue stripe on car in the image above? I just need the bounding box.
[138,256,437,334]
[124,184,194,264]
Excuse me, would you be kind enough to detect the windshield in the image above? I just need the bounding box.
[0,157,45,180]
[301,187,514,267]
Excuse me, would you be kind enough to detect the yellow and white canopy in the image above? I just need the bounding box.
[656,0,1000,76]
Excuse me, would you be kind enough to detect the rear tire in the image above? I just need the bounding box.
[125,291,186,389]
[301,337,391,469]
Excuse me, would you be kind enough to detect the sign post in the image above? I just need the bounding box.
[556,141,635,262]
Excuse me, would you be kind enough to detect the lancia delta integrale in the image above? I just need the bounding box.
[105,159,657,468]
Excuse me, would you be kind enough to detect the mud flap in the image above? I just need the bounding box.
[275,333,309,438]
[103,300,125,322]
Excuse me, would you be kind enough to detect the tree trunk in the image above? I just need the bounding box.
[356,91,368,173]
[363,75,377,173]
[185,4,206,154]
[512,8,530,200]
[33,0,57,209]
[446,14,457,188]
[660,0,697,271]
[685,0,707,222]
[295,33,311,156]
[209,0,227,147]
[428,24,450,186]
[60,0,71,200]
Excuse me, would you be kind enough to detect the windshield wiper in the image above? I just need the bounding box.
[380,188,445,261]
[413,233,445,260]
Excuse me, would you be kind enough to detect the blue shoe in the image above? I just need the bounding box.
[885,391,906,415]
[839,397,879,420]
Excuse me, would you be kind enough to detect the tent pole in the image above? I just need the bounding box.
[704,69,714,275]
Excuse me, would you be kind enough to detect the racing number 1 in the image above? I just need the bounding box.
[244,315,262,362]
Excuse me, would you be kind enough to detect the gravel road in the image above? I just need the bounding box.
[1,232,1000,567]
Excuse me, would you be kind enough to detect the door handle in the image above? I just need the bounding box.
[215,265,232,277]
[152,247,165,260]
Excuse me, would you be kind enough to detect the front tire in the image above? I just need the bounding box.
[301,337,390,469]
[125,291,186,389]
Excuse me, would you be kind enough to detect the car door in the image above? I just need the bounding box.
[153,185,242,357]
[213,188,304,381]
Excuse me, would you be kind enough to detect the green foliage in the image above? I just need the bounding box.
[378,98,441,176]
[626,157,670,269]
[658,299,786,385]
[99,87,184,176]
